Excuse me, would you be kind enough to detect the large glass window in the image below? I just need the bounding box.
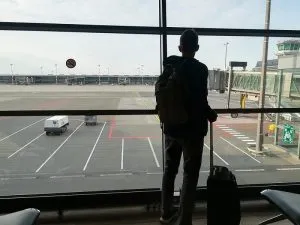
[167,0,265,28]
[270,0,300,30]
[0,31,159,110]
[0,0,300,198]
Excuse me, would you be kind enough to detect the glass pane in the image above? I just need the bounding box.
[167,0,265,28]
[0,0,159,26]
[0,31,160,110]
[193,111,300,187]
[167,35,266,110]
[168,36,263,72]
[0,114,163,195]
[270,0,300,30]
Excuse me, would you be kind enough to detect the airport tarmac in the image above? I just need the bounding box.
[0,85,298,196]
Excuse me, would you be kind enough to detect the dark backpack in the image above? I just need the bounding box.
[155,60,189,125]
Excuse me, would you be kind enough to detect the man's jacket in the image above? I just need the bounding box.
[155,55,215,138]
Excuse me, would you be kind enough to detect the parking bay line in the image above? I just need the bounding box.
[0,117,46,143]
[204,143,229,166]
[35,122,84,173]
[8,132,45,158]
[148,137,160,168]
[242,139,255,142]
[220,137,261,164]
[276,168,300,171]
[83,122,107,171]
[121,138,124,170]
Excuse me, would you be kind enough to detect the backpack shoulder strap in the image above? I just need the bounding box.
[174,59,191,97]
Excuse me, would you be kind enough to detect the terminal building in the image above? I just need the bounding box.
[252,59,278,72]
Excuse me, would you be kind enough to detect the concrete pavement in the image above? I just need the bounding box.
[0,86,298,196]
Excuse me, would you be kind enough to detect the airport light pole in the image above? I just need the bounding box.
[98,64,101,85]
[10,64,14,84]
[224,42,229,71]
[40,66,43,75]
[256,0,271,152]
[141,64,144,84]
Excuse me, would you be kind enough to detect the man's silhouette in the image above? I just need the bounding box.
[157,29,217,225]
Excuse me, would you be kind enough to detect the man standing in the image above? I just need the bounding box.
[155,29,217,225]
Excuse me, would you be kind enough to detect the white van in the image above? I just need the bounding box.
[44,116,69,135]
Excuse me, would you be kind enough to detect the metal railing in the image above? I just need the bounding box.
[0,107,298,116]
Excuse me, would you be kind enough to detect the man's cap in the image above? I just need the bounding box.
[180,29,198,51]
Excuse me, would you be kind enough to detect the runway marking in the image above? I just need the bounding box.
[110,136,160,139]
[121,138,124,170]
[237,136,248,139]
[36,122,84,173]
[0,117,46,142]
[276,168,300,171]
[222,128,234,131]
[8,132,45,158]
[83,122,107,171]
[242,139,255,142]
[235,169,264,172]
[148,137,160,168]
[234,134,245,137]
[228,132,240,134]
[220,137,261,163]
[217,126,229,129]
[100,172,132,176]
[247,142,257,145]
[0,176,36,181]
[50,175,84,179]
[204,143,229,166]
[146,172,162,175]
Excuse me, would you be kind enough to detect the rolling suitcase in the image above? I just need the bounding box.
[207,122,241,225]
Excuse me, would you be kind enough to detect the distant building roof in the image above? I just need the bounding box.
[255,59,278,68]
[277,39,300,45]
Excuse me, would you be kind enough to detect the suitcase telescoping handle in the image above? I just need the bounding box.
[209,122,214,174]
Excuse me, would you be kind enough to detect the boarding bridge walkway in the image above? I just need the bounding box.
[231,71,300,99]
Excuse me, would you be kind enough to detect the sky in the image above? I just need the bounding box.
[0,0,300,75]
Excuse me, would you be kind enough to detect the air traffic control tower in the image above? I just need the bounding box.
[277,39,300,69]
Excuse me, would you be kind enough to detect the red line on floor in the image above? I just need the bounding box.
[0,117,11,120]
[108,117,116,139]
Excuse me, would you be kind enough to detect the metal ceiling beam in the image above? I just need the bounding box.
[1,22,300,37]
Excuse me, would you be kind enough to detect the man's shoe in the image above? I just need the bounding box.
[159,209,178,224]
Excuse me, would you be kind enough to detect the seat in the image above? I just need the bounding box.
[259,189,300,225]
[0,208,40,225]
